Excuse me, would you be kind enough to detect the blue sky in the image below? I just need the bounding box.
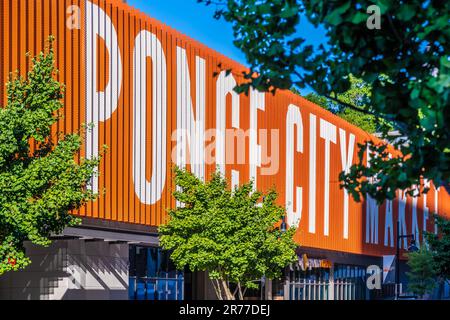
[127,0,329,93]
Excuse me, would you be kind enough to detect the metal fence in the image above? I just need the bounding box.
[334,280,357,300]
[287,279,366,300]
[287,280,330,300]
[129,275,184,300]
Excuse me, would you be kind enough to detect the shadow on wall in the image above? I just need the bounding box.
[0,239,129,300]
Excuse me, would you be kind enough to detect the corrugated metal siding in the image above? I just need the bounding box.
[0,0,449,257]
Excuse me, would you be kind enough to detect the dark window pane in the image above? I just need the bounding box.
[129,246,136,277]
[157,250,167,277]
[147,247,158,278]
[135,247,147,278]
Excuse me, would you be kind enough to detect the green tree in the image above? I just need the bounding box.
[0,38,100,275]
[303,92,330,111]
[159,167,297,300]
[338,108,378,134]
[406,247,437,298]
[425,215,450,296]
[200,0,450,203]
[301,75,379,133]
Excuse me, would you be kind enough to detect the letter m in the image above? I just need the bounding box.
[366,195,379,244]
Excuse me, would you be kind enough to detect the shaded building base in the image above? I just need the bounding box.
[0,239,129,300]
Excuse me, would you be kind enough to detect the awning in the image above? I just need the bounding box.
[51,226,160,246]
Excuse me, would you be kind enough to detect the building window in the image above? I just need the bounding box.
[129,245,184,300]
[334,263,366,281]
[333,263,367,300]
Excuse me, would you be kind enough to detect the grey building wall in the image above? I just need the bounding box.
[0,239,129,300]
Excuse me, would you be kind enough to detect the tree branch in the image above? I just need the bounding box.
[237,282,244,300]
[242,286,248,297]
[323,93,375,116]
[232,285,239,298]
[212,278,224,300]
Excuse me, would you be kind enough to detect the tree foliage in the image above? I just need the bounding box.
[425,215,450,280]
[159,167,297,300]
[301,75,379,133]
[199,0,450,203]
[406,247,437,298]
[0,39,100,275]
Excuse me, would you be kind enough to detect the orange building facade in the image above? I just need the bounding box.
[0,0,449,300]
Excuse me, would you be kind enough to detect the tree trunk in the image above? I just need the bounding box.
[237,282,244,300]
[216,267,234,300]
[220,278,235,300]
[232,285,239,299]
[212,278,223,300]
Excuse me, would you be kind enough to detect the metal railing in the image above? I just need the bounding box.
[129,275,184,300]
[287,279,364,300]
[334,280,356,300]
[288,279,330,300]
